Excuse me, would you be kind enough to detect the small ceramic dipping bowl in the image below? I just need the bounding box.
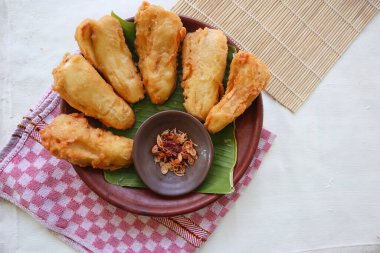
[132,110,213,197]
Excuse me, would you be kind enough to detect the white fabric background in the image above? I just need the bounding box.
[1,1,379,252]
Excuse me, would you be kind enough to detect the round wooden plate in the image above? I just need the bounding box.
[60,16,263,217]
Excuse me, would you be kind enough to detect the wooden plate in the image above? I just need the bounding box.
[60,16,263,216]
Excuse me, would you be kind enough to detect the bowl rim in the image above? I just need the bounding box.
[132,110,214,197]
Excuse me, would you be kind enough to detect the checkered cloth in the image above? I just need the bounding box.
[0,90,275,253]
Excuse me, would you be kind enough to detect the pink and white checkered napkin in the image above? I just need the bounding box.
[0,90,275,253]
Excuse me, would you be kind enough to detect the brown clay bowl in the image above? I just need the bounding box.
[60,15,263,216]
[133,111,213,197]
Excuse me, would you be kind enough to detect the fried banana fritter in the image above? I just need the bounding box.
[52,53,135,130]
[205,51,270,133]
[135,1,186,104]
[75,15,144,104]
[182,28,227,121]
[40,113,133,170]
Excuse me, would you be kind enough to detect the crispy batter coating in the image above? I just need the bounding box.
[205,51,270,133]
[182,28,227,121]
[135,1,186,104]
[52,53,135,130]
[40,113,133,170]
[75,15,144,104]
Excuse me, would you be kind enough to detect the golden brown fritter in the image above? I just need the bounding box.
[52,53,135,130]
[75,15,144,103]
[40,113,133,170]
[182,28,227,121]
[135,1,186,104]
[205,51,270,133]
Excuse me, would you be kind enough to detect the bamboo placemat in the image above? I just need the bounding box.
[172,0,380,112]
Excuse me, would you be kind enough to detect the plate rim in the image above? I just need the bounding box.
[60,15,264,216]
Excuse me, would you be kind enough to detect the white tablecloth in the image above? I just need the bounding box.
[1,1,379,252]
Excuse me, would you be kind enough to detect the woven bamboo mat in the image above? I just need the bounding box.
[172,0,380,112]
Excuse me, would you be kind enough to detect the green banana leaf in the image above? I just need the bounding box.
[104,13,237,194]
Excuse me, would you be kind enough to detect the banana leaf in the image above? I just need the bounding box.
[104,13,237,194]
